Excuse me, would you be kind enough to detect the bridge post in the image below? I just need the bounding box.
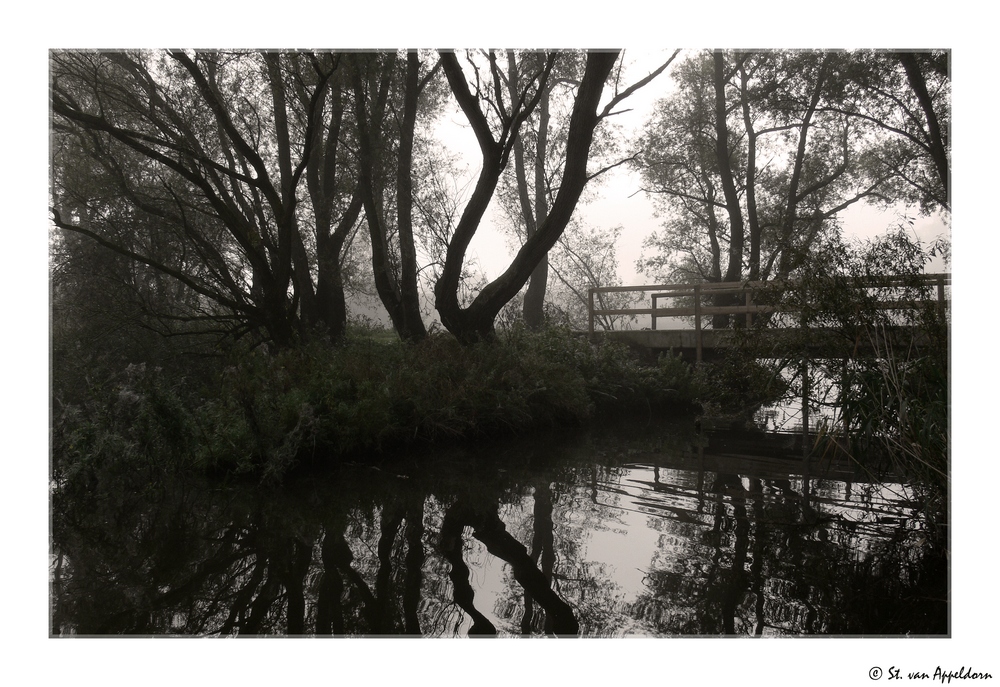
[936,275,946,319]
[694,284,702,364]
[801,358,810,459]
[588,288,595,336]
[745,287,752,328]
[651,294,658,330]
[840,360,850,442]
[799,286,814,458]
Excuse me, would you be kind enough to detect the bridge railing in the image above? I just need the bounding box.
[587,273,951,336]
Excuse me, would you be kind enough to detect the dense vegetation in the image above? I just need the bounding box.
[806,231,950,545]
[52,325,702,483]
[50,49,949,496]
[706,228,951,551]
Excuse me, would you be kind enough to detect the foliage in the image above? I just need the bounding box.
[727,227,950,517]
[635,49,950,295]
[52,364,202,492]
[695,352,789,424]
[51,50,371,348]
[52,326,703,483]
[825,545,948,635]
[813,235,948,511]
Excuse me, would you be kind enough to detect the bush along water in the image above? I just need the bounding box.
[52,325,703,483]
[804,231,948,513]
[725,227,950,547]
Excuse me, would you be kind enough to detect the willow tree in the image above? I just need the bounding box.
[835,50,950,214]
[493,50,680,330]
[432,49,672,343]
[351,51,447,342]
[500,51,586,329]
[636,50,946,326]
[51,50,365,349]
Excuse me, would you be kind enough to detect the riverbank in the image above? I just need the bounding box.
[52,325,704,483]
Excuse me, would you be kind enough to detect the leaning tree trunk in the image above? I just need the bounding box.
[436,51,619,343]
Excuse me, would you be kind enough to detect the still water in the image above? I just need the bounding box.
[50,421,947,637]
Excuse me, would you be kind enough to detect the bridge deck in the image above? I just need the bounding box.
[589,326,940,362]
[586,274,949,363]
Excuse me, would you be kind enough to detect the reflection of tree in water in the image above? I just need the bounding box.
[552,467,646,635]
[51,464,258,635]
[626,466,945,636]
[487,461,640,636]
[52,460,426,635]
[444,494,580,635]
[51,429,946,636]
[626,472,742,634]
[52,439,586,635]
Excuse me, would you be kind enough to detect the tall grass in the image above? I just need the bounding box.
[836,317,948,505]
[785,229,950,544]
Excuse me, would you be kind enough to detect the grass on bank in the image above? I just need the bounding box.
[52,325,703,483]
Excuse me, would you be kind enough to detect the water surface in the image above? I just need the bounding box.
[50,421,947,636]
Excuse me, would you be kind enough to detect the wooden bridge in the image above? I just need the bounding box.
[586,273,950,363]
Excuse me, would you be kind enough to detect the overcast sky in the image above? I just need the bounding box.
[438,50,952,284]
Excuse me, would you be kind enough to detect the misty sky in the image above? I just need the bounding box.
[434,50,952,285]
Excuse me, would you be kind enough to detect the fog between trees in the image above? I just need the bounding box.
[51,49,948,354]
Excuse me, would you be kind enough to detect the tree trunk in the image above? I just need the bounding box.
[775,56,829,279]
[353,53,427,342]
[521,79,552,329]
[711,51,746,329]
[436,51,618,343]
[305,63,362,343]
[394,51,429,340]
[440,503,497,635]
[896,52,949,209]
[738,61,762,284]
[402,496,425,635]
[314,193,363,341]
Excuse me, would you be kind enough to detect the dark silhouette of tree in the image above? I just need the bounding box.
[636,50,948,326]
[352,52,445,341]
[440,502,498,635]
[52,51,364,348]
[433,50,670,342]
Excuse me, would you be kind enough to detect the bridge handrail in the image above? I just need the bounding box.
[589,273,950,296]
[587,273,950,335]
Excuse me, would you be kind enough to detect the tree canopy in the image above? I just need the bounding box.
[52,49,679,349]
[51,49,949,356]
[635,49,949,300]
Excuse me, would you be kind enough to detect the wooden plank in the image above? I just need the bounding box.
[585,274,950,354]
[590,326,940,359]
[594,301,943,318]
[593,305,786,317]
[590,273,949,296]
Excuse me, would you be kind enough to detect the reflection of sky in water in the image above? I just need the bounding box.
[51,431,942,637]
[447,459,926,636]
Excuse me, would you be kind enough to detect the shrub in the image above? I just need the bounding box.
[53,324,703,482]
